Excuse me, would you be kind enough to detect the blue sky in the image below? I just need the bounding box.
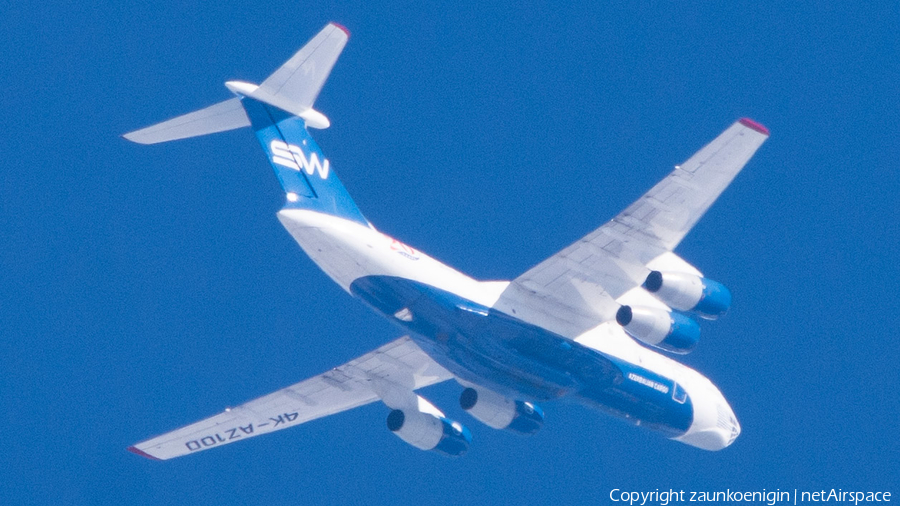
[1,1,898,505]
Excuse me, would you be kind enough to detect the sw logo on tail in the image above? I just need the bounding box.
[271,139,330,179]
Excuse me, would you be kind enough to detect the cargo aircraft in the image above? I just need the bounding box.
[124,23,769,460]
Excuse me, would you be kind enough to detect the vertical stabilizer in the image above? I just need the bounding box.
[243,98,369,227]
[123,22,367,226]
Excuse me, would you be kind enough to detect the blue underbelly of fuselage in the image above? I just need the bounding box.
[349,275,693,437]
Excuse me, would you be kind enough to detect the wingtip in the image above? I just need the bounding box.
[127,446,161,461]
[122,132,151,145]
[330,22,350,38]
[738,117,770,136]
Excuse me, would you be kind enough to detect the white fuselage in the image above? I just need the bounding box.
[278,208,741,451]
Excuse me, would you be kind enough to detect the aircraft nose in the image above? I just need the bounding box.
[726,411,741,447]
[675,387,741,451]
[715,397,741,448]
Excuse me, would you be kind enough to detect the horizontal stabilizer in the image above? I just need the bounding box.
[250,22,349,118]
[123,98,250,145]
[123,23,348,145]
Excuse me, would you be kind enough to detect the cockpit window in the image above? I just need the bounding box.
[672,382,687,404]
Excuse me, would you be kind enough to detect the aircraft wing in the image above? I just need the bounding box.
[128,336,453,460]
[493,119,770,338]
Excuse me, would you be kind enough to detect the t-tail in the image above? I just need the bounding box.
[123,22,369,227]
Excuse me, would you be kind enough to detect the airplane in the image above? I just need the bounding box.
[123,22,769,460]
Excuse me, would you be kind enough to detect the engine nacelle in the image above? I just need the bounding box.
[386,409,472,457]
[616,305,700,354]
[643,271,732,320]
[459,387,544,435]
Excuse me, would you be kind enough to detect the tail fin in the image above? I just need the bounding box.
[242,97,369,226]
[123,23,368,226]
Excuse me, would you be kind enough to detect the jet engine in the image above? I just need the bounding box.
[616,305,700,354]
[643,271,732,319]
[386,409,472,457]
[459,387,544,435]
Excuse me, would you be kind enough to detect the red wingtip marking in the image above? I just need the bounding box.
[330,22,350,38]
[738,118,770,136]
[127,446,161,461]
